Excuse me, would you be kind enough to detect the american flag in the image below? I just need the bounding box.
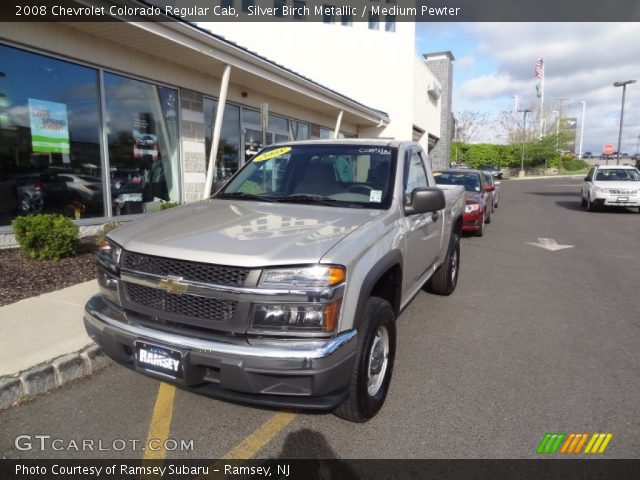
[534,58,544,79]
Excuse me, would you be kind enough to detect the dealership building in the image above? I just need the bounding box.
[0,0,452,237]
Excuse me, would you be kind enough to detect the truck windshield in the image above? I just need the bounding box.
[217,144,397,209]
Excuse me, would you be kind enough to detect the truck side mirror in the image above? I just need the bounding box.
[405,187,445,215]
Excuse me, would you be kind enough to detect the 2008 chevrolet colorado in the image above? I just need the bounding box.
[84,140,465,422]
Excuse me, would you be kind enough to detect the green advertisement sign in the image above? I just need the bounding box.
[28,98,70,154]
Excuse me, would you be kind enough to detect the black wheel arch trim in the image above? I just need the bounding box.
[354,249,403,326]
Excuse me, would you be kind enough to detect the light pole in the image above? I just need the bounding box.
[552,110,560,173]
[578,101,586,159]
[518,109,531,177]
[511,95,519,143]
[614,80,636,165]
[636,134,640,155]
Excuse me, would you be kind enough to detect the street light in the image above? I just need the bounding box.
[578,101,586,159]
[614,80,636,165]
[518,109,531,177]
[552,110,560,173]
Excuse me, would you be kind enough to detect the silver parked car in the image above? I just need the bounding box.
[85,140,466,422]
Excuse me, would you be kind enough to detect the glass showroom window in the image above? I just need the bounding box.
[0,44,102,226]
[290,120,310,141]
[204,98,241,181]
[104,73,179,216]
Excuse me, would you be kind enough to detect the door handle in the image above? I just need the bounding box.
[431,211,439,222]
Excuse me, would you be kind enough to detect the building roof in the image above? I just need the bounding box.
[136,0,389,121]
[423,51,455,61]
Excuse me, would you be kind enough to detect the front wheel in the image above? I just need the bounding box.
[587,194,597,212]
[475,212,485,236]
[333,297,396,423]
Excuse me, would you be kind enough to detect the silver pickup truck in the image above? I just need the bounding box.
[85,140,464,422]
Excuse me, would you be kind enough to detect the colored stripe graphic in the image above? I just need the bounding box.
[537,433,566,453]
[539,433,612,454]
[584,433,613,454]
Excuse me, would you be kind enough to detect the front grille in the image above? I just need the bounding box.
[122,251,249,286]
[609,189,637,195]
[124,282,236,321]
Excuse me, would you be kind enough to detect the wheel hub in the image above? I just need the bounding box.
[367,326,390,396]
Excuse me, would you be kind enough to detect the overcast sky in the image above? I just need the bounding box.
[416,23,640,154]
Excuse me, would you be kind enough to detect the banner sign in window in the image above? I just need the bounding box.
[28,98,70,153]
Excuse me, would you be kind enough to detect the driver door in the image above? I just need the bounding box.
[402,148,443,291]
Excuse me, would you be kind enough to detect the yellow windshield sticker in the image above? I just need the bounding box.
[433,172,442,176]
[252,147,291,163]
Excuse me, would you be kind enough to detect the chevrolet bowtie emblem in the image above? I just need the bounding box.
[159,276,188,294]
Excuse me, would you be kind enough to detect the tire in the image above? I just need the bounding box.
[425,233,460,296]
[333,297,396,423]
[581,195,587,207]
[485,208,492,224]
[18,195,42,215]
[586,194,597,212]
[475,212,485,236]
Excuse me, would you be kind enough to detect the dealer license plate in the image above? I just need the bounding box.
[617,196,629,202]
[135,341,183,380]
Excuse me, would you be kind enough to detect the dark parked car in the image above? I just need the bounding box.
[13,172,68,215]
[434,169,495,236]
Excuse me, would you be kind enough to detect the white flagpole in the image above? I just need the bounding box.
[539,60,545,139]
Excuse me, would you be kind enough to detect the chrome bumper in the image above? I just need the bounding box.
[84,294,357,409]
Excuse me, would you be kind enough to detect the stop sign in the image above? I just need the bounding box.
[603,144,615,155]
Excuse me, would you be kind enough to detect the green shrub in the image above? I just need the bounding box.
[160,201,178,210]
[12,214,79,260]
[561,158,590,171]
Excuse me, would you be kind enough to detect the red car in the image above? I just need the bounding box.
[434,169,495,236]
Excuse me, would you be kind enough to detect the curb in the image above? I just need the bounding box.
[0,343,112,411]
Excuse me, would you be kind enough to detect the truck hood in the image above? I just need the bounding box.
[109,199,382,267]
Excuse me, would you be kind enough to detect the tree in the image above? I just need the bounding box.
[454,110,489,144]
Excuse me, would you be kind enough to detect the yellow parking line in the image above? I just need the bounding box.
[143,382,176,460]
[222,411,298,460]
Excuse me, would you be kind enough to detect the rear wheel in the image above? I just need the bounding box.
[425,233,460,296]
[333,297,396,423]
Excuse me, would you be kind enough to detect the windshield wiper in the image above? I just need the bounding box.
[275,194,341,206]
[216,192,276,202]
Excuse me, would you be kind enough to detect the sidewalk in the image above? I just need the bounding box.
[0,280,112,410]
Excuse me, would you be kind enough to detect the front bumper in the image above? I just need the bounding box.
[462,210,482,231]
[84,294,357,410]
[592,192,640,207]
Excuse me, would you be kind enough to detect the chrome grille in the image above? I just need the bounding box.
[122,251,249,286]
[609,189,636,195]
[124,282,236,321]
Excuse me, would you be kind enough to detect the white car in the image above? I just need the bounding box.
[581,165,640,212]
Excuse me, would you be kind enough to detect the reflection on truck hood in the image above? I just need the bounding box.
[109,199,382,267]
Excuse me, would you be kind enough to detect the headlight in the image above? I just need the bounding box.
[593,186,605,193]
[97,238,122,271]
[465,204,480,213]
[259,265,345,288]
[250,301,341,334]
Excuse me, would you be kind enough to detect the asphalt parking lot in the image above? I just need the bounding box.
[1,176,639,460]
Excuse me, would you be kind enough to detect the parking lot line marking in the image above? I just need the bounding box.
[222,411,297,460]
[143,382,176,460]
